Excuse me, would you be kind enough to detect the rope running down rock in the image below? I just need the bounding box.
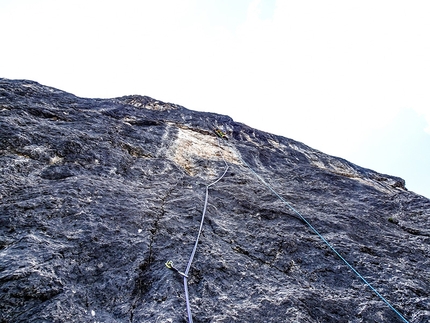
[168,138,229,323]
[229,142,410,323]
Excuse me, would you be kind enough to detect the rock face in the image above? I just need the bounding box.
[1,78,429,323]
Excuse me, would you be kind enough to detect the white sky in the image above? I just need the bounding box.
[1,0,429,198]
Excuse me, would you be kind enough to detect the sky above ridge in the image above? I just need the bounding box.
[1,0,429,198]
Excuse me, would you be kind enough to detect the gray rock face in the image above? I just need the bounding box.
[1,78,429,323]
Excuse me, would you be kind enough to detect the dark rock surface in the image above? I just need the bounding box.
[1,78,429,323]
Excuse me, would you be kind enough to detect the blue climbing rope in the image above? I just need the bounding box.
[232,146,410,323]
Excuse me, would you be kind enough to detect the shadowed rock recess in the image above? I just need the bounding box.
[1,78,429,323]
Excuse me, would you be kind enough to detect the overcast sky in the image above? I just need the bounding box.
[1,0,429,198]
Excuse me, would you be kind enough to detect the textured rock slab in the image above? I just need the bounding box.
[1,79,429,323]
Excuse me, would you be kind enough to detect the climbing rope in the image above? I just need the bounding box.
[167,137,229,323]
[230,144,410,323]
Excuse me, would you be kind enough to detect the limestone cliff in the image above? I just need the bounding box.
[1,79,429,323]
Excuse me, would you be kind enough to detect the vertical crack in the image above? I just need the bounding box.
[147,184,177,267]
[129,181,179,323]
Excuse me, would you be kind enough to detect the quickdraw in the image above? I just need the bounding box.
[165,260,188,278]
[214,128,228,140]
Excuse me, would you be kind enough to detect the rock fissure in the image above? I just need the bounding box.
[148,183,179,267]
